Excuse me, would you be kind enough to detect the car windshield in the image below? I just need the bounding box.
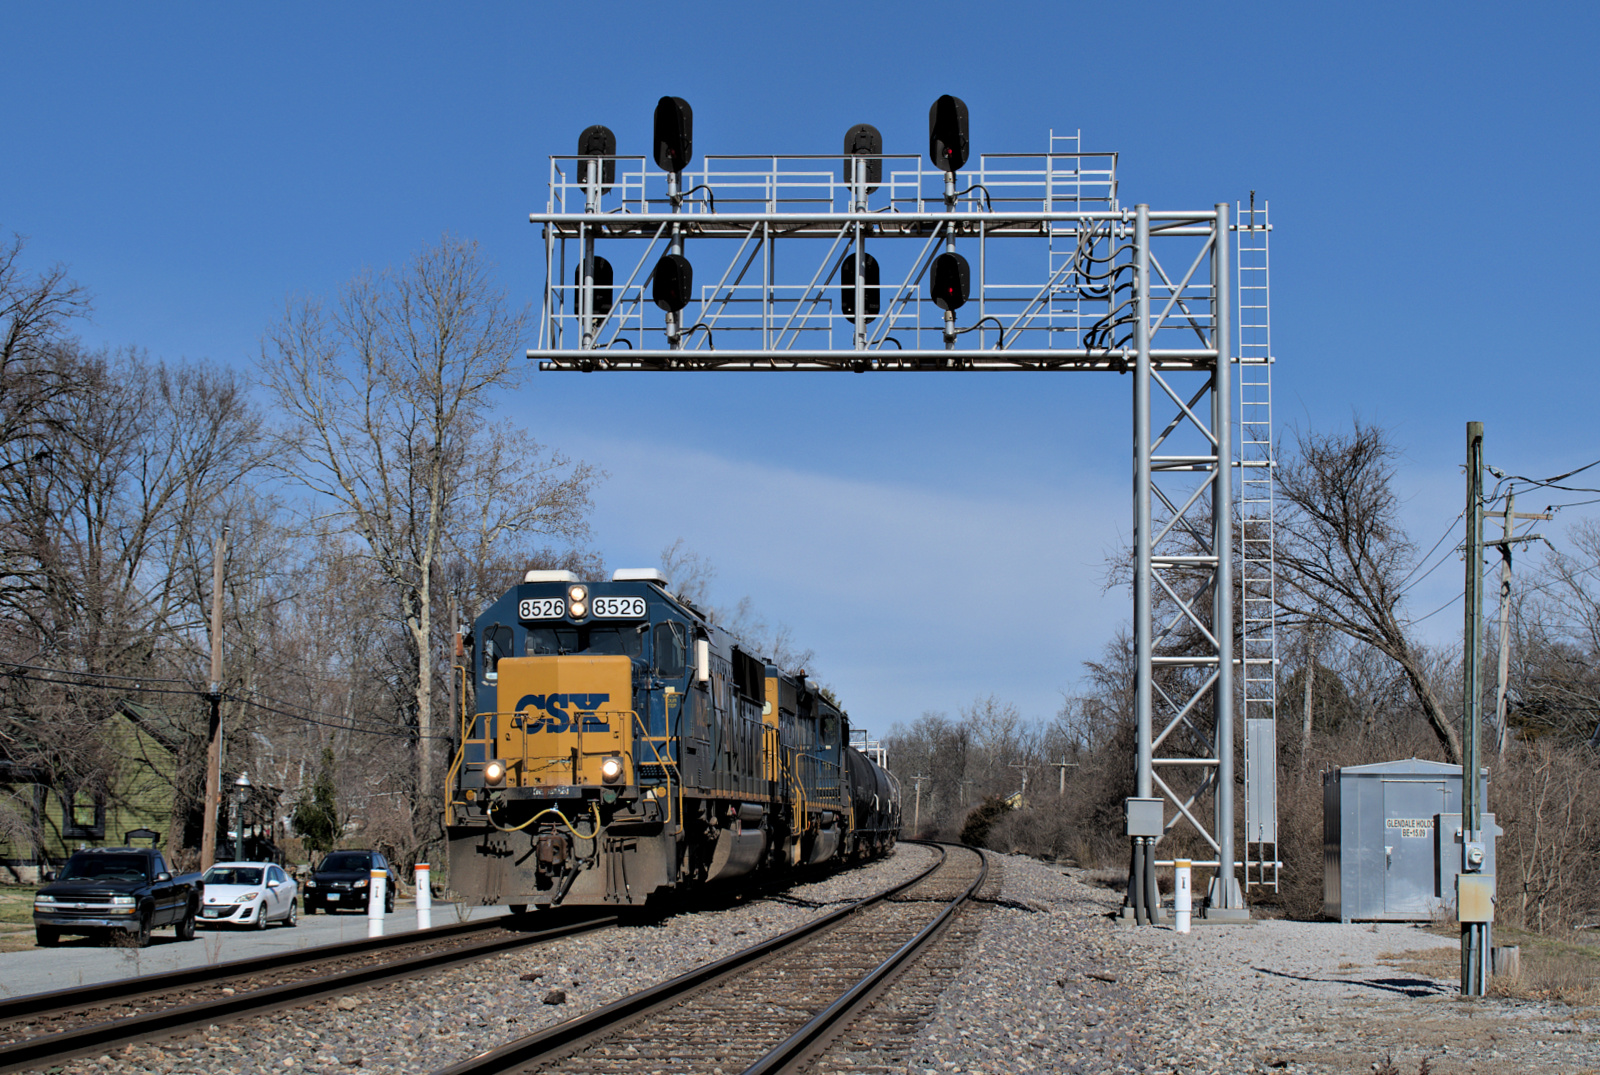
[319,853,371,872]
[204,867,263,885]
[59,855,149,882]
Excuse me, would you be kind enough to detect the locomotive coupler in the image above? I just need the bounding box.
[535,833,570,881]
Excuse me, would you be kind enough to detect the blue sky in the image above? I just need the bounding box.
[5,2,1596,738]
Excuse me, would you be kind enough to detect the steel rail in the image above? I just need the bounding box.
[0,915,615,1075]
[434,842,975,1075]
[0,914,512,1023]
[740,847,988,1075]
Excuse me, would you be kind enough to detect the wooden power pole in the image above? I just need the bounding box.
[1484,489,1550,756]
[199,528,228,871]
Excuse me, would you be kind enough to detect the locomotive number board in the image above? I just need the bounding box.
[592,596,647,618]
[518,598,565,619]
[516,596,647,619]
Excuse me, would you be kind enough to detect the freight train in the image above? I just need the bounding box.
[446,568,901,910]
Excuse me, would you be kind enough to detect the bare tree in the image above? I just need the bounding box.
[0,230,92,474]
[1516,518,1600,744]
[1274,421,1462,762]
[259,235,598,860]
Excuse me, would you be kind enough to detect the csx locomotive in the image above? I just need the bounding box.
[446,568,901,909]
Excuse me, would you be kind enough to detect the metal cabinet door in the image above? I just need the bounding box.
[1382,780,1445,914]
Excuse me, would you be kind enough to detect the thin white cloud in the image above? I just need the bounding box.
[572,434,1127,736]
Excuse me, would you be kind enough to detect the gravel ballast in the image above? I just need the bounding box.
[46,846,941,1075]
[894,854,1600,1075]
[37,847,1600,1074]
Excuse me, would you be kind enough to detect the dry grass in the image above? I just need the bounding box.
[1485,927,1600,1006]
[1379,929,1600,1006]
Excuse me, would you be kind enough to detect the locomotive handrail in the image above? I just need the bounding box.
[450,706,686,832]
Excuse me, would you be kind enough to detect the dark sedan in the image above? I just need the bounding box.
[302,850,399,914]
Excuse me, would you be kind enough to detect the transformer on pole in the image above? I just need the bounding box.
[534,100,1276,924]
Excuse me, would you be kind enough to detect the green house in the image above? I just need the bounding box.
[0,700,182,882]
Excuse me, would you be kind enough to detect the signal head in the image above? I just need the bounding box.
[842,123,883,192]
[653,96,694,173]
[929,251,970,311]
[576,256,615,317]
[652,252,694,313]
[576,125,617,190]
[928,94,969,173]
[841,252,880,320]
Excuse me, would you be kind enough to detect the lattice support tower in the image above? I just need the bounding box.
[529,109,1275,924]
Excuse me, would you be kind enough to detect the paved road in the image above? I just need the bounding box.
[0,901,512,1001]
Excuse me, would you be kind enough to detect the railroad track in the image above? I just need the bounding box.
[438,842,987,1075]
[0,910,614,1074]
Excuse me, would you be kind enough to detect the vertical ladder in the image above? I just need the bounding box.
[1237,195,1279,892]
[1046,129,1082,342]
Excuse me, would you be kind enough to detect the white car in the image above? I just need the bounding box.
[199,861,298,929]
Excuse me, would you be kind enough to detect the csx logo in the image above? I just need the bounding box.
[515,694,612,733]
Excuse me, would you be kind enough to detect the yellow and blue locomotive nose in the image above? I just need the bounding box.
[495,655,633,789]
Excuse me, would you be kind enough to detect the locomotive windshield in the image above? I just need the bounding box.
[526,624,643,660]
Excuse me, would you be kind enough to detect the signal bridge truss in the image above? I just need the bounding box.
[530,126,1277,922]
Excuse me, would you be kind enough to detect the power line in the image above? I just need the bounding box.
[228,693,452,742]
[1493,456,1600,495]
[1397,509,1466,591]
[1402,590,1463,628]
[3,665,453,743]
[0,661,195,686]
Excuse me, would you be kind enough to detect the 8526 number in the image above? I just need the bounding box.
[592,596,647,618]
[518,597,566,619]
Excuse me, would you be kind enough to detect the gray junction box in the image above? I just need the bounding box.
[1323,759,1492,923]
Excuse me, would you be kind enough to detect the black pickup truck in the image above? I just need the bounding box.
[33,847,203,947]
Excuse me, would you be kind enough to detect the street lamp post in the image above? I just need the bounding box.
[232,772,252,861]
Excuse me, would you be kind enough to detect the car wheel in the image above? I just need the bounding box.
[284,899,297,927]
[176,907,197,942]
[385,890,395,914]
[254,904,269,930]
[35,927,59,947]
[132,911,152,948]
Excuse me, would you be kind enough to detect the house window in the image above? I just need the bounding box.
[63,788,106,840]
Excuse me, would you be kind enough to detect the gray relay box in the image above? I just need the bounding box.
[1124,797,1164,838]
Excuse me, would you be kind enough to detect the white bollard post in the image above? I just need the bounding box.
[1174,859,1192,934]
[367,868,386,938]
[415,863,432,931]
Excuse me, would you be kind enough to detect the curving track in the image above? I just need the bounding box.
[438,842,988,1075]
[0,912,612,1074]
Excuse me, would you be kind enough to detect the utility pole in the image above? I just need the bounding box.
[1460,423,1490,996]
[1051,758,1079,795]
[1484,488,1550,756]
[1301,627,1317,771]
[910,774,929,835]
[1008,763,1029,809]
[199,527,229,872]
[447,588,459,746]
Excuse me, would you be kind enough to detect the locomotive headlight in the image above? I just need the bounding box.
[567,585,588,603]
[483,760,506,787]
[569,600,588,619]
[600,756,624,783]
